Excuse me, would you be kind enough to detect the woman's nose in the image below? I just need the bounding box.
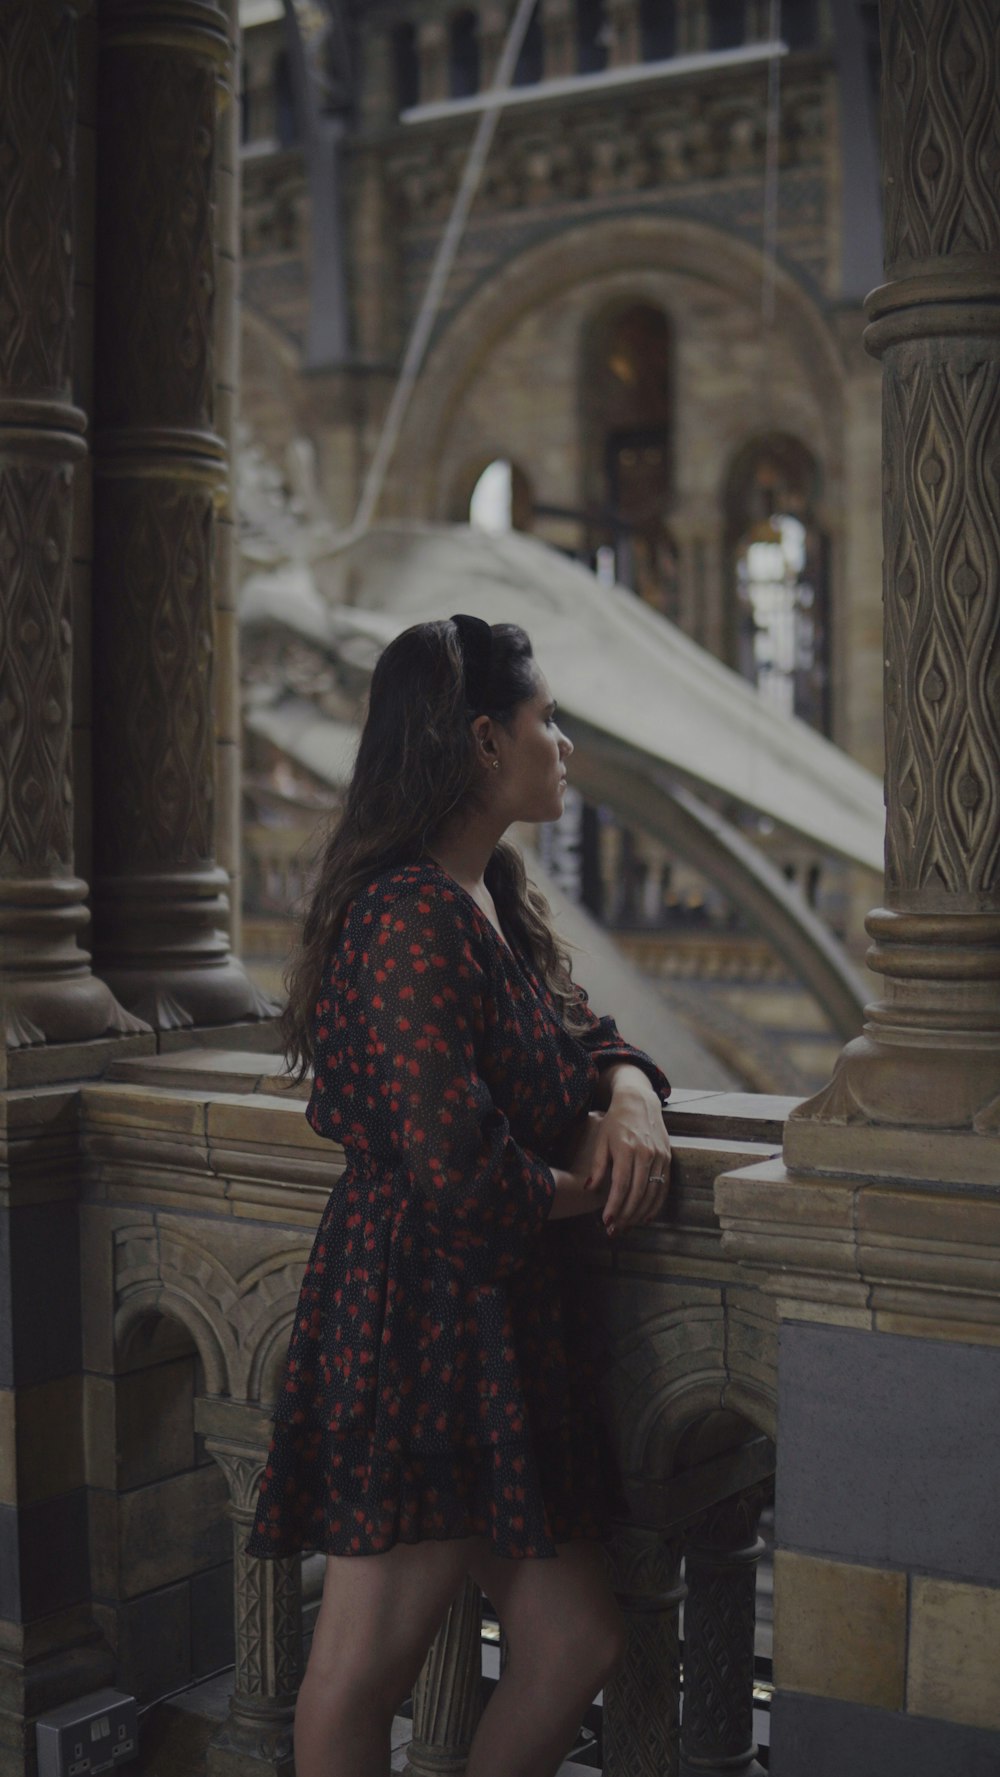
[560,731,573,757]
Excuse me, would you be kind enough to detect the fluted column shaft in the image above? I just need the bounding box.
[404,1576,484,1777]
[90,0,263,1032]
[785,0,1000,1186]
[0,0,137,1048]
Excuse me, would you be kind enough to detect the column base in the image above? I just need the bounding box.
[93,869,280,1030]
[205,1717,296,1777]
[1,876,149,1049]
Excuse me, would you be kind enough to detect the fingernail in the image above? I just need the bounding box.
[606,1220,616,1236]
[584,1175,593,1188]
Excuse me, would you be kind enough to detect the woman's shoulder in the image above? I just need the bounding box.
[341,861,482,948]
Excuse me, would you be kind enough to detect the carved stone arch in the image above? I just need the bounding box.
[390,213,847,522]
[615,1364,776,1482]
[236,1243,315,1403]
[114,1288,228,1398]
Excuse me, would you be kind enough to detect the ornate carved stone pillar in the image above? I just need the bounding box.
[0,0,142,1048]
[90,0,268,1030]
[602,1526,686,1777]
[404,1576,484,1777]
[203,1435,301,1777]
[784,0,1000,1188]
[680,1496,767,1777]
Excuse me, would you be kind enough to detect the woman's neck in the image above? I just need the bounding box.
[426,815,505,896]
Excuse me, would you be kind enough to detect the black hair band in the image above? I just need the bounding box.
[450,612,493,714]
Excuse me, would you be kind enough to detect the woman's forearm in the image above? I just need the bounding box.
[546,1167,609,1221]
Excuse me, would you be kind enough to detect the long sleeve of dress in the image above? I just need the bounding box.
[307,881,557,1286]
[570,984,673,1103]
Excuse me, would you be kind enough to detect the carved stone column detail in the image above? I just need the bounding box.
[541,0,575,79]
[0,0,144,1047]
[680,1495,767,1777]
[404,1575,484,1777]
[784,0,1000,1187]
[602,1525,686,1777]
[90,0,269,1030]
[204,1437,301,1777]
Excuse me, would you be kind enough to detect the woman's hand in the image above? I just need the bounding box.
[586,1069,671,1235]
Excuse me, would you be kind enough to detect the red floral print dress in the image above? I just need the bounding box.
[244,860,671,1561]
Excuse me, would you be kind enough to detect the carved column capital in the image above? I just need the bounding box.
[785,0,1000,1187]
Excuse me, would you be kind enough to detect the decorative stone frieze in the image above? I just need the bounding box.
[784,0,1000,1185]
[0,0,144,1048]
[90,0,270,1030]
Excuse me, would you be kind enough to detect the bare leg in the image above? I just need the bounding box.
[293,1535,481,1777]
[463,1538,625,1777]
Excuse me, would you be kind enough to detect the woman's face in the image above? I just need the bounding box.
[483,671,573,824]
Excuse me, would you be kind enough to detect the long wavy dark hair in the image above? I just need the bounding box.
[281,617,588,1078]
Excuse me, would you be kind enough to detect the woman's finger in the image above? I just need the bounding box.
[602,1140,639,1228]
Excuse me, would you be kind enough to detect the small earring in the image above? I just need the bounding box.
[491,760,500,771]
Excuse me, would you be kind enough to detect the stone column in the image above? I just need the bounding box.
[602,1526,686,1777]
[404,1576,484,1777]
[680,1497,767,1777]
[417,20,448,105]
[542,0,575,78]
[214,0,243,956]
[90,0,269,1031]
[607,0,641,67]
[784,0,1000,1188]
[0,0,141,1049]
[203,1435,301,1777]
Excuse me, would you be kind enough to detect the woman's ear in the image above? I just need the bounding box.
[472,715,498,767]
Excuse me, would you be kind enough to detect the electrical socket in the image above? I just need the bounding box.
[35,1687,138,1777]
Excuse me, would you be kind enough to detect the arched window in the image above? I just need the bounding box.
[449,9,480,98]
[783,0,819,50]
[393,21,419,113]
[640,0,677,60]
[580,303,677,615]
[513,2,544,85]
[725,435,830,732]
[707,0,745,51]
[577,0,608,74]
[469,460,533,533]
[273,51,297,146]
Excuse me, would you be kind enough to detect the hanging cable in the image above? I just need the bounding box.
[345,0,540,542]
[761,0,782,330]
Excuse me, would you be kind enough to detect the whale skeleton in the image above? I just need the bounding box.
[242,522,884,1040]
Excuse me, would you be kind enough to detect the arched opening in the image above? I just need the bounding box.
[576,0,609,74]
[109,1309,234,1702]
[640,0,677,60]
[468,459,534,533]
[707,0,745,51]
[784,0,820,50]
[580,302,677,616]
[725,434,830,732]
[393,21,420,113]
[513,2,544,85]
[273,50,297,147]
[449,9,480,99]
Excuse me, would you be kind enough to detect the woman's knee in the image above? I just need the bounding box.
[510,1604,626,1697]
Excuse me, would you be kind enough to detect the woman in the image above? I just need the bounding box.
[245,614,672,1777]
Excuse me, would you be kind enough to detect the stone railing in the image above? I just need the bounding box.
[71,1047,791,1776]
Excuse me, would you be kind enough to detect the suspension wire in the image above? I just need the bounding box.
[761,0,782,331]
[345,0,541,541]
